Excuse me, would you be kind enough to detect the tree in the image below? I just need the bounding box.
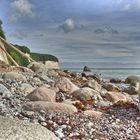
[0,19,6,39]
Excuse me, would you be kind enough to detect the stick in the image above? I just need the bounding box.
[0,36,35,63]
[0,45,19,66]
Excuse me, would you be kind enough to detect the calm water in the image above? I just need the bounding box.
[65,68,140,80]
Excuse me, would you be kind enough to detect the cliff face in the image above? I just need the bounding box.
[0,40,9,64]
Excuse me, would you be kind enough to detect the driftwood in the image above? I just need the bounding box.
[0,36,36,66]
[0,45,19,66]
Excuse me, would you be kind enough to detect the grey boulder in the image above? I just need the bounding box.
[0,116,59,140]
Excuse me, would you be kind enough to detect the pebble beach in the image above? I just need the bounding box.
[0,63,140,140]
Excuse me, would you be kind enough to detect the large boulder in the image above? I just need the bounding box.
[85,79,102,92]
[125,76,140,84]
[72,87,102,102]
[23,101,77,114]
[0,116,59,140]
[105,92,132,104]
[55,77,79,94]
[26,85,56,102]
[3,72,26,81]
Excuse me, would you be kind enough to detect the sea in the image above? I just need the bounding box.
[64,68,140,80]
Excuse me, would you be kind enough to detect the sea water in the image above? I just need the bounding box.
[65,68,140,80]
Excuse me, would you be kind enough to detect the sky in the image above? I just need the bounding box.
[0,0,140,68]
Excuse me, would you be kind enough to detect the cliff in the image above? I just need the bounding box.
[6,44,59,68]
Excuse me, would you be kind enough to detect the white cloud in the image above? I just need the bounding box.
[59,18,75,33]
[123,4,131,11]
[122,0,140,11]
[9,0,35,21]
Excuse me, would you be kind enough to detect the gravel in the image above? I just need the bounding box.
[0,70,139,140]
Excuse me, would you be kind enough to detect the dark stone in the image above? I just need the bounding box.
[83,66,91,72]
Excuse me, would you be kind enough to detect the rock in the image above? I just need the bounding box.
[103,83,121,92]
[40,75,54,83]
[32,77,41,83]
[3,72,26,81]
[91,74,102,83]
[124,82,140,95]
[85,79,102,92]
[55,77,79,94]
[96,100,112,107]
[44,60,60,69]
[105,92,132,104]
[84,110,102,118]
[26,85,56,102]
[18,66,34,73]
[20,83,35,95]
[110,78,122,83]
[62,99,82,106]
[23,101,77,114]
[100,88,108,97]
[0,83,12,97]
[83,66,91,72]
[0,116,59,140]
[82,73,101,82]
[56,70,68,77]
[28,62,48,74]
[125,76,140,84]
[72,87,102,102]
[47,69,59,77]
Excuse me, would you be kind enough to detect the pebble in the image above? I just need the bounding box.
[0,71,139,140]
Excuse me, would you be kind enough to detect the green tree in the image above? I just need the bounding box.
[0,19,6,39]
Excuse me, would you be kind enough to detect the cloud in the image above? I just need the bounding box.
[95,48,133,57]
[59,18,75,33]
[9,0,35,21]
[122,0,140,11]
[123,4,131,11]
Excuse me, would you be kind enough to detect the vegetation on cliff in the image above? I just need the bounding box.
[6,45,59,66]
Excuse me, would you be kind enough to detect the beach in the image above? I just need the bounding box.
[0,64,139,140]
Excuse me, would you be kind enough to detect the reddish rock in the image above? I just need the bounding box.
[84,110,102,118]
[23,101,77,114]
[55,77,79,94]
[26,85,56,102]
[105,92,132,104]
